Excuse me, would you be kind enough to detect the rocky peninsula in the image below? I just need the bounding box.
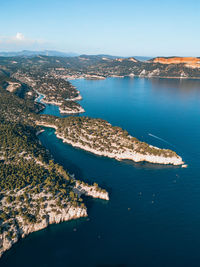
[36,116,184,166]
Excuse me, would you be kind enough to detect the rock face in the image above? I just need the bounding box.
[152,57,200,68]
[0,171,109,259]
[5,82,21,93]
[115,57,138,63]
[21,206,87,237]
[0,177,109,259]
[128,57,138,62]
[74,182,109,201]
[56,134,183,166]
[0,206,87,258]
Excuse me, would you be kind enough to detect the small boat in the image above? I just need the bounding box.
[182,164,188,168]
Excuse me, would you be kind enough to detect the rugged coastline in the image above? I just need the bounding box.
[35,92,85,114]
[0,113,108,259]
[36,118,184,166]
[0,180,109,258]
[0,54,192,262]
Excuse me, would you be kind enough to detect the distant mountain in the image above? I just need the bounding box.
[96,54,126,59]
[88,55,152,61]
[134,56,152,61]
[0,51,153,61]
[78,54,122,60]
[0,50,79,57]
[1,53,200,80]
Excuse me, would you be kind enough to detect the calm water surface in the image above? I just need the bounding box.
[2,77,200,267]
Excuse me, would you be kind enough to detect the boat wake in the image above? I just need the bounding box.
[148,133,174,147]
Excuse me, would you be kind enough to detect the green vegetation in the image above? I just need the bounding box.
[12,69,82,113]
[39,116,179,158]
[0,119,83,221]
[0,70,108,259]
[60,100,83,113]
[0,77,83,255]
[0,54,185,257]
[1,54,200,89]
[0,85,42,124]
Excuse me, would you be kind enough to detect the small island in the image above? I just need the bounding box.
[37,116,184,166]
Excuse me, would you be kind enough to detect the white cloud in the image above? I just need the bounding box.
[6,32,36,44]
[0,33,52,51]
[15,32,25,41]
[0,32,34,45]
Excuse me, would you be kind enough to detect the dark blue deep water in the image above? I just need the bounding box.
[2,77,200,267]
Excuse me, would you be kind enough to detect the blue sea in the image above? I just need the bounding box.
[2,77,200,267]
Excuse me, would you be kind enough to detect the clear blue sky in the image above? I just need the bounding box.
[0,0,199,56]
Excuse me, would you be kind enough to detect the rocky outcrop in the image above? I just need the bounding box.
[5,82,21,93]
[20,206,87,237]
[0,166,109,259]
[115,57,138,63]
[151,57,200,68]
[74,181,109,201]
[0,176,110,258]
[0,206,87,258]
[59,105,85,114]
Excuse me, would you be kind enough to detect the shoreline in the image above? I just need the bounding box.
[0,178,109,258]
[59,106,85,114]
[56,133,184,166]
[36,123,184,166]
[35,91,85,114]
[64,74,200,81]
[0,205,87,258]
